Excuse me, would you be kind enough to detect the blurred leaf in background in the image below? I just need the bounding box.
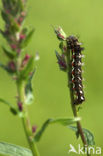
[0,0,103,156]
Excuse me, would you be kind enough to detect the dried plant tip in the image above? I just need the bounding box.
[54,26,67,41]
[55,51,67,71]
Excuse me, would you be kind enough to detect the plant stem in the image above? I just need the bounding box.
[67,49,87,146]
[22,112,40,156]
[16,75,40,156]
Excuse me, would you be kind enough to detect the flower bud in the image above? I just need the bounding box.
[18,102,23,111]
[20,34,26,40]
[18,17,24,24]
[18,12,26,25]
[21,11,26,17]
[21,54,30,67]
[8,61,16,72]
[17,48,21,53]
[32,125,37,133]
[10,44,17,50]
[6,10,10,14]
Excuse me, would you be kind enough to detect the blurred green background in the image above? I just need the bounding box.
[0,0,103,155]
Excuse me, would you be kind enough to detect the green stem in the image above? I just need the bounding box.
[16,80,40,156]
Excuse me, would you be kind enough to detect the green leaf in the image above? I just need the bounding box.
[0,142,32,156]
[20,29,35,48]
[21,27,28,34]
[9,15,20,33]
[25,69,36,105]
[2,47,16,59]
[18,0,25,11]
[34,117,80,142]
[0,63,10,73]
[20,57,34,80]
[0,63,7,70]
[25,91,34,105]
[77,106,82,112]
[69,126,95,146]
[0,63,15,75]
[1,10,10,24]
[59,42,67,54]
[0,29,5,37]
[59,42,64,51]
[1,11,20,33]
[0,98,17,115]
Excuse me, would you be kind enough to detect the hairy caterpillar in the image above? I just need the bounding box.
[67,35,85,105]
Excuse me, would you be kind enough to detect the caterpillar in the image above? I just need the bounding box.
[67,35,85,105]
